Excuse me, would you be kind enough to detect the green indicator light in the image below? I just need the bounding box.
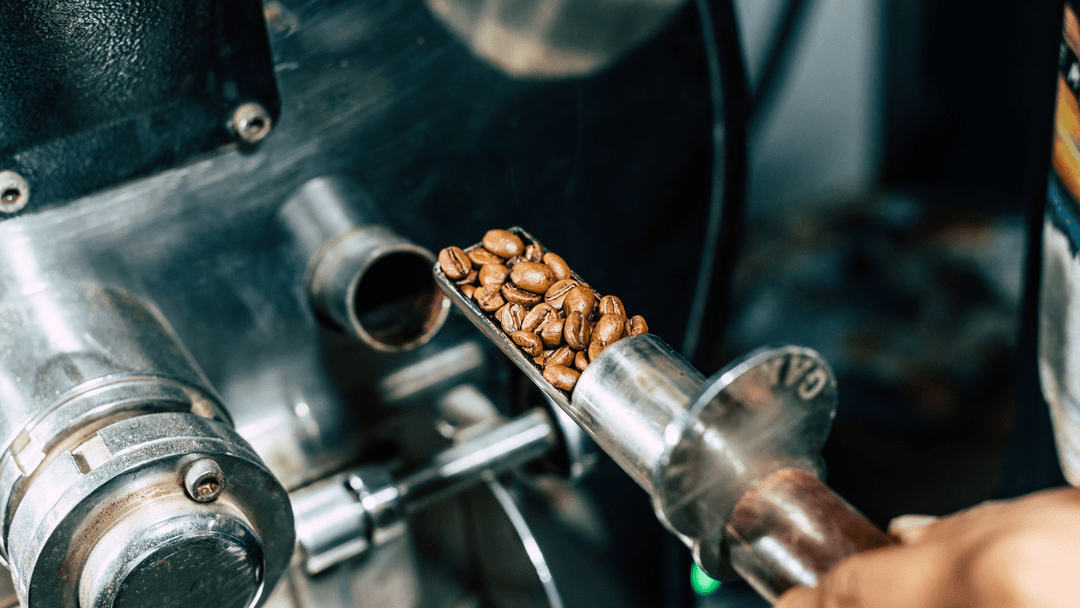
[690,563,721,596]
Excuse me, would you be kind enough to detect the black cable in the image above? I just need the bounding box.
[681,0,750,370]
[749,0,817,131]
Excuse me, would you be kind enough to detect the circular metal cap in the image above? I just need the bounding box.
[652,345,838,581]
[80,506,264,608]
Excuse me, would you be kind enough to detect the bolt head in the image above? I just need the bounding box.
[184,458,226,503]
[231,102,273,145]
[0,171,29,214]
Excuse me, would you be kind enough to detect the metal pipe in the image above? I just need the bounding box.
[397,407,558,512]
[281,177,450,352]
[292,407,558,575]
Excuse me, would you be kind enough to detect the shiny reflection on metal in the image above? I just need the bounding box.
[0,172,28,214]
[573,335,705,493]
[543,396,599,481]
[79,508,265,608]
[398,407,557,512]
[10,412,292,608]
[653,345,838,580]
[425,0,686,78]
[291,408,556,575]
[483,479,564,608]
[184,458,227,503]
[1039,195,1080,485]
[282,177,450,352]
[377,342,487,404]
[724,469,894,602]
[231,102,274,145]
[0,282,291,607]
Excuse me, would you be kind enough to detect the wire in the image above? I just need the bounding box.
[681,0,750,369]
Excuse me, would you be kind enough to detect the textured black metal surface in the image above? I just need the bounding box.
[0,0,279,215]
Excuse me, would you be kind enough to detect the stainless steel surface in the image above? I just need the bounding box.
[572,335,706,494]
[9,412,292,608]
[652,344,838,581]
[425,0,687,78]
[399,407,557,512]
[0,278,292,607]
[0,173,28,214]
[282,177,450,352]
[292,407,557,575]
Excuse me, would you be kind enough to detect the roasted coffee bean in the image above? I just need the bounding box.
[599,295,626,317]
[628,315,649,336]
[455,270,478,286]
[574,350,589,371]
[439,246,472,280]
[468,247,504,265]
[588,340,607,361]
[522,303,559,333]
[511,331,543,356]
[533,355,547,366]
[543,253,571,281]
[473,285,504,312]
[461,284,475,299]
[504,255,526,268]
[510,261,557,294]
[544,365,580,392]
[563,285,595,318]
[545,345,574,369]
[538,318,565,348]
[545,279,580,309]
[525,242,544,262]
[502,283,543,306]
[593,313,626,344]
[497,303,526,334]
[564,311,592,351]
[479,264,510,287]
[483,229,525,258]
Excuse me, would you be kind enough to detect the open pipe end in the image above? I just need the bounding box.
[343,246,450,352]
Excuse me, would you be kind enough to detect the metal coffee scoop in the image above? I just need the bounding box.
[434,228,893,602]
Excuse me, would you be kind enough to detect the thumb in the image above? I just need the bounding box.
[773,542,957,608]
[774,586,815,608]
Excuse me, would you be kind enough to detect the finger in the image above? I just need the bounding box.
[806,542,960,608]
[774,586,814,608]
[888,514,939,544]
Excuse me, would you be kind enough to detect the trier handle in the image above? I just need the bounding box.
[725,468,896,603]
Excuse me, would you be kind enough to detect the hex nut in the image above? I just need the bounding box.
[0,171,29,214]
[231,102,273,145]
[184,459,226,503]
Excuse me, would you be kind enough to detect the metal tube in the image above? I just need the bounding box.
[397,407,558,512]
[570,335,705,494]
[281,177,450,352]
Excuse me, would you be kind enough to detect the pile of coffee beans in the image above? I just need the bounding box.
[439,229,648,393]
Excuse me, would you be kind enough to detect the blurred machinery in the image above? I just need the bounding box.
[0,0,1070,607]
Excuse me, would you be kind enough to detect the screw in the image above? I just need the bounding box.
[0,171,29,214]
[231,102,273,145]
[184,458,226,503]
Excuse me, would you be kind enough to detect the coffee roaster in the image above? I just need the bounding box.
[0,0,1048,607]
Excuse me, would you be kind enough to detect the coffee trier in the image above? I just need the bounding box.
[439,229,648,393]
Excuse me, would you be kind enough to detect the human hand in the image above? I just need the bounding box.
[774,486,1080,608]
